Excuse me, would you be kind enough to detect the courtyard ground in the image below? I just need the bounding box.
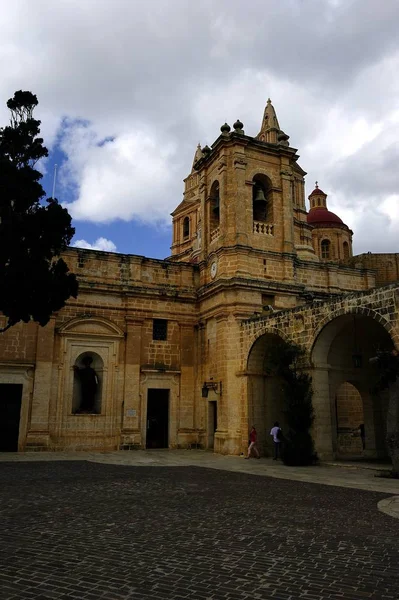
[0,453,398,600]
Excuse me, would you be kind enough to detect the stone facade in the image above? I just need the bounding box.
[0,100,398,458]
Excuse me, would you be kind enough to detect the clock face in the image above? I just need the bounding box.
[210,261,217,279]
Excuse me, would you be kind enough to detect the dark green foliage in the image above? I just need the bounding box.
[370,350,399,393]
[0,90,78,331]
[265,341,317,466]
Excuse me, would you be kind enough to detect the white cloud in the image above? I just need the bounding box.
[58,119,179,224]
[0,0,399,252]
[73,237,117,252]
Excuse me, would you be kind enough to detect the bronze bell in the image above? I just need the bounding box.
[253,186,266,203]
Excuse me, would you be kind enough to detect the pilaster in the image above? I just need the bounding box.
[26,318,56,449]
[178,323,195,430]
[280,167,295,254]
[311,366,334,459]
[120,317,143,448]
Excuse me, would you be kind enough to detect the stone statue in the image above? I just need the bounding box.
[73,356,99,413]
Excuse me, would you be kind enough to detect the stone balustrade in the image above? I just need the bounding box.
[253,221,274,235]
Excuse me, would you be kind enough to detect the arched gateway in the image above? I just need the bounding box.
[311,309,395,460]
[241,290,399,460]
[246,332,287,456]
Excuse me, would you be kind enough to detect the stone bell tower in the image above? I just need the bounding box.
[170,99,317,302]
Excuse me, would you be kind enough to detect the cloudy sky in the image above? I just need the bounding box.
[1,0,398,257]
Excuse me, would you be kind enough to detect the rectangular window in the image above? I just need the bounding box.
[153,319,168,341]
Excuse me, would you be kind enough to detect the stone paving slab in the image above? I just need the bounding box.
[0,461,399,600]
[378,495,399,519]
[1,450,398,495]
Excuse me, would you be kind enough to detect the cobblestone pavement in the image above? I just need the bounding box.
[2,450,399,495]
[0,462,398,600]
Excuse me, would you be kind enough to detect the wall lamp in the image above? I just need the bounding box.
[201,381,223,398]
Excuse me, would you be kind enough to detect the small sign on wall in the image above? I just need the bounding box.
[126,409,137,417]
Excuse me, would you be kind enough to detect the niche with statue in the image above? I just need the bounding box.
[72,352,103,414]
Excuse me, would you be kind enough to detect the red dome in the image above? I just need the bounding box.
[307,208,343,225]
[309,187,326,197]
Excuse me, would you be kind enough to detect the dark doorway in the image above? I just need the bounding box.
[146,389,169,449]
[0,384,23,451]
[207,401,218,449]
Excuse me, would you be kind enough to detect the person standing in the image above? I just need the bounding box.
[270,421,282,460]
[245,426,260,459]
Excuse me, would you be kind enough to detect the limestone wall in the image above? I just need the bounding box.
[1,242,398,457]
[0,248,199,452]
[348,253,399,287]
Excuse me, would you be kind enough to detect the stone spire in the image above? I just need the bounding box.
[192,143,203,171]
[256,98,288,145]
[264,98,280,128]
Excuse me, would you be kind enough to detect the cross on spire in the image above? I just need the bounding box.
[315,181,318,189]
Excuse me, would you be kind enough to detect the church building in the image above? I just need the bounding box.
[1,99,398,459]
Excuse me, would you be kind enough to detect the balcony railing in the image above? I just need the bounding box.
[253,221,274,235]
[210,227,220,242]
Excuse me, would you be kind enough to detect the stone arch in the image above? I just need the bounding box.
[246,166,276,187]
[246,331,288,456]
[311,308,395,460]
[242,325,295,372]
[311,306,398,357]
[58,316,124,338]
[72,351,104,414]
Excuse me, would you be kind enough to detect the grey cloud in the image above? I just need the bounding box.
[333,139,399,201]
[0,0,398,252]
[3,0,399,130]
[350,209,397,254]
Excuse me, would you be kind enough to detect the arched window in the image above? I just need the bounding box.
[343,241,349,259]
[183,216,190,239]
[321,239,331,259]
[73,352,103,414]
[252,174,272,222]
[210,181,220,231]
